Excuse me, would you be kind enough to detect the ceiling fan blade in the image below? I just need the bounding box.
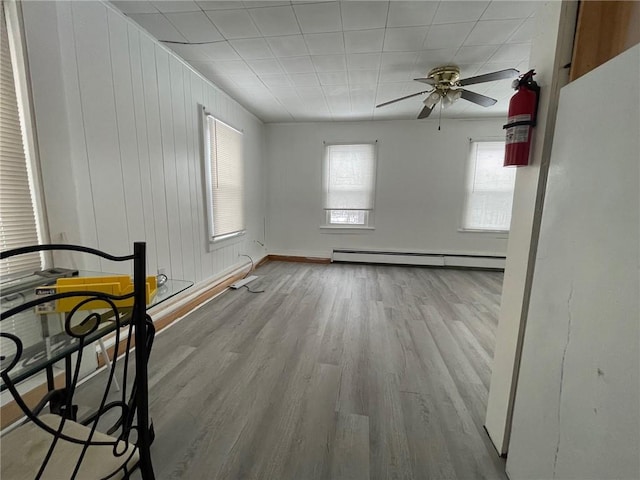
[417,104,435,119]
[376,89,432,108]
[413,77,436,85]
[458,68,520,86]
[460,89,498,107]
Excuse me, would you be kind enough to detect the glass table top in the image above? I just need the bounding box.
[0,271,192,390]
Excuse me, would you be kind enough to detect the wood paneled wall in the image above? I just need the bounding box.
[21,1,266,282]
[570,1,640,81]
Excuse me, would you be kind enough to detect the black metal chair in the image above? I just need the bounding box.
[0,243,155,479]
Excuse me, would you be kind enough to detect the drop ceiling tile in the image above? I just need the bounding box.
[323,84,349,96]
[317,71,348,85]
[243,1,290,8]
[509,17,536,43]
[205,9,261,39]
[289,72,320,86]
[242,84,273,98]
[516,58,531,72]
[249,6,300,36]
[481,1,540,20]
[280,98,306,113]
[279,55,315,73]
[383,26,428,52]
[350,84,376,99]
[211,59,254,74]
[165,12,223,43]
[229,38,274,59]
[151,1,201,13]
[190,61,217,76]
[227,73,264,86]
[387,1,438,27]
[266,35,309,57]
[344,29,385,54]
[376,82,408,98]
[379,70,413,83]
[432,1,489,25]
[201,42,240,60]
[424,22,475,50]
[110,1,158,14]
[311,54,346,72]
[167,43,212,61]
[456,63,484,78]
[128,13,187,42]
[261,74,293,87]
[475,61,520,76]
[208,73,233,88]
[341,2,388,31]
[415,48,457,67]
[348,69,379,85]
[464,19,523,46]
[196,1,242,10]
[454,45,499,63]
[269,85,298,98]
[293,2,342,33]
[295,86,324,98]
[326,100,350,115]
[488,42,531,63]
[247,58,284,74]
[221,84,254,105]
[304,32,345,55]
[380,51,418,71]
[347,53,381,70]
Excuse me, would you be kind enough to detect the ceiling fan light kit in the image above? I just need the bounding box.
[376,64,521,122]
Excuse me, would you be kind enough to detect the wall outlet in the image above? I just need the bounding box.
[157,267,166,276]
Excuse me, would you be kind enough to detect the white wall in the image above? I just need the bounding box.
[266,118,508,258]
[21,1,266,281]
[506,44,640,480]
[485,0,577,454]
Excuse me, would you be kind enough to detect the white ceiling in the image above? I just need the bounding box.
[111,0,538,123]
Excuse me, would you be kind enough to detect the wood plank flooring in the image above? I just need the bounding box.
[91,261,507,479]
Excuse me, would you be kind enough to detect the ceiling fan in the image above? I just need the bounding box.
[376,65,520,119]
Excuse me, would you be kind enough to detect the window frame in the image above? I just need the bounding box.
[1,1,49,274]
[202,108,245,245]
[460,139,515,234]
[321,141,377,230]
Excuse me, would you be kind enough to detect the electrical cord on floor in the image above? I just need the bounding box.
[238,253,265,292]
[243,284,265,294]
[239,254,254,279]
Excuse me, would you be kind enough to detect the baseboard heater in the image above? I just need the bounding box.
[331,249,506,270]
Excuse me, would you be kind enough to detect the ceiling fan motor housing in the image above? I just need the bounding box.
[427,65,461,85]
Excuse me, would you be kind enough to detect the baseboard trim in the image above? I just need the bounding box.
[266,254,331,264]
[1,374,65,430]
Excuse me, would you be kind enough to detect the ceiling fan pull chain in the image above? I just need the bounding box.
[438,100,443,131]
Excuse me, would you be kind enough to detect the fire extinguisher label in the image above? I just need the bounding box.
[505,114,531,144]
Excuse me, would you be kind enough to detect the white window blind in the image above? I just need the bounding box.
[1,4,44,357]
[323,143,376,226]
[0,6,41,276]
[205,115,244,241]
[462,141,516,231]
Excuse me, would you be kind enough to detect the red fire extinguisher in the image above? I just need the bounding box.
[503,70,540,167]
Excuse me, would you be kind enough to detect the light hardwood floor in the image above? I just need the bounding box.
[108,261,507,479]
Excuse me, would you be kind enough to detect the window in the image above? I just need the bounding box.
[0,4,43,276]
[322,143,377,227]
[462,141,516,232]
[204,114,244,242]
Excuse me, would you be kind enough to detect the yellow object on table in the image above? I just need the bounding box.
[54,275,158,312]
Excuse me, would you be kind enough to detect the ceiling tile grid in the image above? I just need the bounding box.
[113,0,538,123]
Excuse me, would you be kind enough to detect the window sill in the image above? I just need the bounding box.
[458,228,509,236]
[320,225,375,233]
